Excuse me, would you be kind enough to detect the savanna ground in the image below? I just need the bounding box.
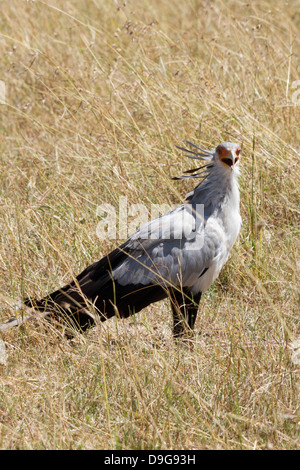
[0,0,299,450]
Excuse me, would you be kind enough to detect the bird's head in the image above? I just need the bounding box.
[174,140,242,181]
[214,142,241,171]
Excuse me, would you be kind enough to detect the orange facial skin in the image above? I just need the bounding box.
[217,146,241,168]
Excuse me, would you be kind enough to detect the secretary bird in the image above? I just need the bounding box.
[0,141,242,337]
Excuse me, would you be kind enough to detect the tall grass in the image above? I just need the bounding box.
[0,0,299,449]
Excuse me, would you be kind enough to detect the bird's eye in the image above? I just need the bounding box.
[236,148,241,156]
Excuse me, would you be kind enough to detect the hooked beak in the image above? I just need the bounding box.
[221,152,235,170]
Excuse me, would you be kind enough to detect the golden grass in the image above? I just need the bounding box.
[0,0,299,449]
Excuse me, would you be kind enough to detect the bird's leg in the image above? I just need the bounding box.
[169,287,202,337]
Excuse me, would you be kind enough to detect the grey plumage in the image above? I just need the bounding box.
[0,141,242,337]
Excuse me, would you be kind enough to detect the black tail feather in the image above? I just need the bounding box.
[24,245,169,333]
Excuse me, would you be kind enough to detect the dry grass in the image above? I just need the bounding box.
[0,0,299,449]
